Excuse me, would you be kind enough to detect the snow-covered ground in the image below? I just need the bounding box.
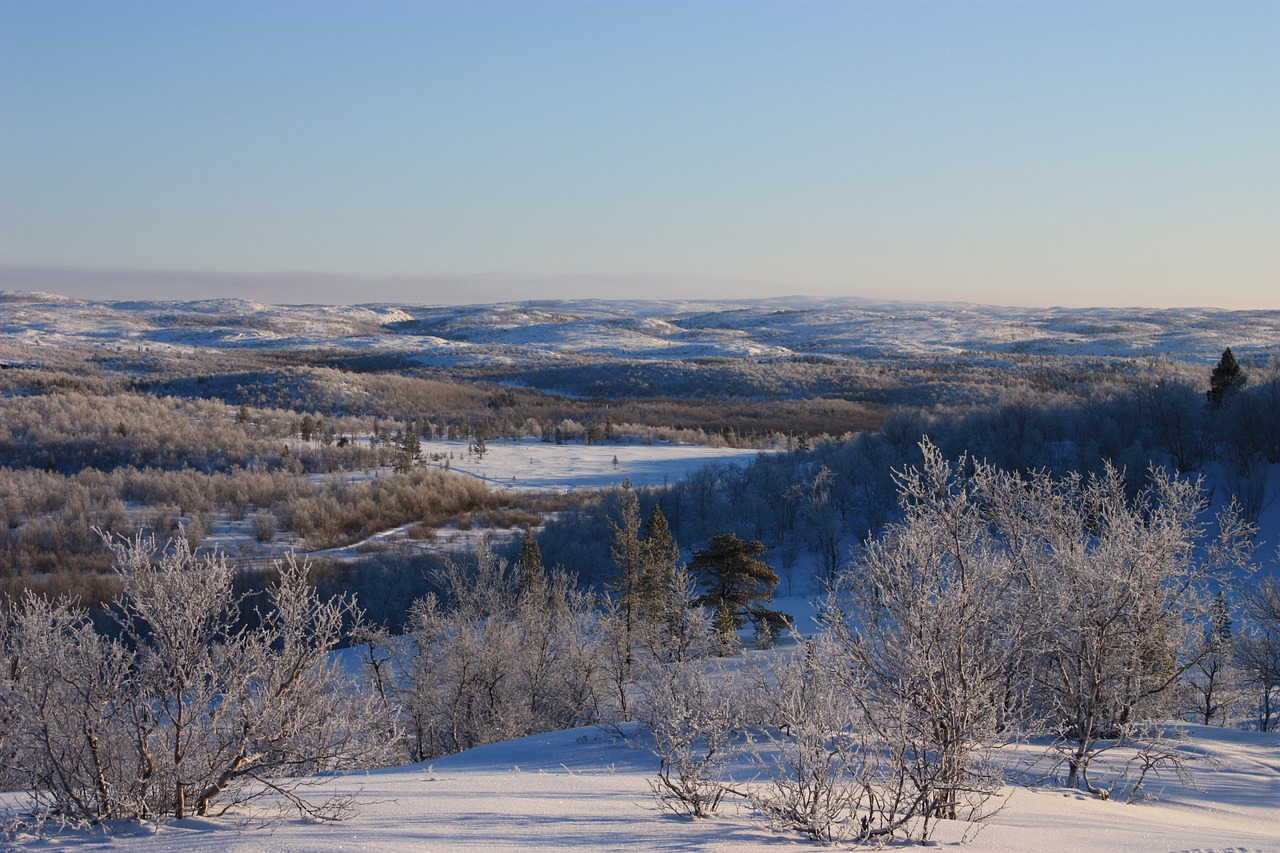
[3,291,1276,364]
[8,723,1278,852]
[3,292,1277,849]
[421,437,764,491]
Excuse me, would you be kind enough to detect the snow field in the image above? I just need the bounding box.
[418,437,764,492]
[9,724,1277,852]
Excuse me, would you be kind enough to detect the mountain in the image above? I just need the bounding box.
[2,291,1276,366]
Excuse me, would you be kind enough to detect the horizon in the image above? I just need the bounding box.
[3,264,1278,313]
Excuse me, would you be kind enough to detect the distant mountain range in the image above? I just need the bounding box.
[2,291,1276,366]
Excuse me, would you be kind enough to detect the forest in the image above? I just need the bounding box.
[0,296,1278,844]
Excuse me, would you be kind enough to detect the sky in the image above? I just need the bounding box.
[0,0,1276,309]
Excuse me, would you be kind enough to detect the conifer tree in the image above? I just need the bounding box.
[689,534,785,634]
[396,427,421,471]
[516,528,545,594]
[639,506,679,623]
[608,481,645,675]
[1208,347,1245,408]
[712,598,739,656]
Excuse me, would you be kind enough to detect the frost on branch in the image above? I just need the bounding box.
[0,535,390,826]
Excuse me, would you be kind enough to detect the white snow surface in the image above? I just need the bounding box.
[422,437,762,492]
[8,724,1278,852]
[2,292,1276,364]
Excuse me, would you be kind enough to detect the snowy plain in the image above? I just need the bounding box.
[421,437,764,492]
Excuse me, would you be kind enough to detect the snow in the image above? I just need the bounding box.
[2,292,1276,365]
[9,725,1277,852]
[2,293,1279,849]
[422,437,763,492]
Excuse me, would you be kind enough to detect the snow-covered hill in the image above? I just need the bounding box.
[7,723,1277,852]
[2,291,1275,365]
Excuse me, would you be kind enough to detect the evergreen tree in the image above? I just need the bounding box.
[1208,347,1246,408]
[639,506,679,622]
[608,481,646,675]
[516,528,545,595]
[396,427,421,471]
[712,598,739,656]
[689,533,785,633]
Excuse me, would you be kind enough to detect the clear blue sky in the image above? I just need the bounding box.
[1,0,1276,307]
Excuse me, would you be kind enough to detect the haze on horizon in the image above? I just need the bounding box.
[1,1,1276,310]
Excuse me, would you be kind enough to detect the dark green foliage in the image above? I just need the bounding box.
[638,506,680,620]
[1208,348,1245,408]
[689,533,786,635]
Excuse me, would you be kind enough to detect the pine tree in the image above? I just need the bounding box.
[689,534,784,633]
[396,427,421,471]
[608,481,646,675]
[712,598,739,656]
[639,506,679,622]
[516,528,545,595]
[1208,347,1245,408]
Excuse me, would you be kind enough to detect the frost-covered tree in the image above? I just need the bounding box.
[0,536,386,825]
[635,656,745,819]
[749,635,876,844]
[824,442,1020,821]
[824,440,1252,802]
[0,592,133,823]
[788,465,842,586]
[1017,466,1252,794]
[393,541,607,760]
[1184,592,1244,726]
[110,538,385,819]
[1236,572,1280,732]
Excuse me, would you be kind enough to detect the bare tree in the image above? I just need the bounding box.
[1018,468,1253,795]
[111,538,387,819]
[1236,571,1280,732]
[825,442,1019,822]
[0,592,133,824]
[0,536,388,826]
[748,636,876,845]
[635,658,746,819]
[1183,592,1246,727]
[788,465,841,587]
[392,540,608,760]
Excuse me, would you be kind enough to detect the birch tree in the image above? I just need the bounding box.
[1,536,388,825]
[1021,467,1253,795]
